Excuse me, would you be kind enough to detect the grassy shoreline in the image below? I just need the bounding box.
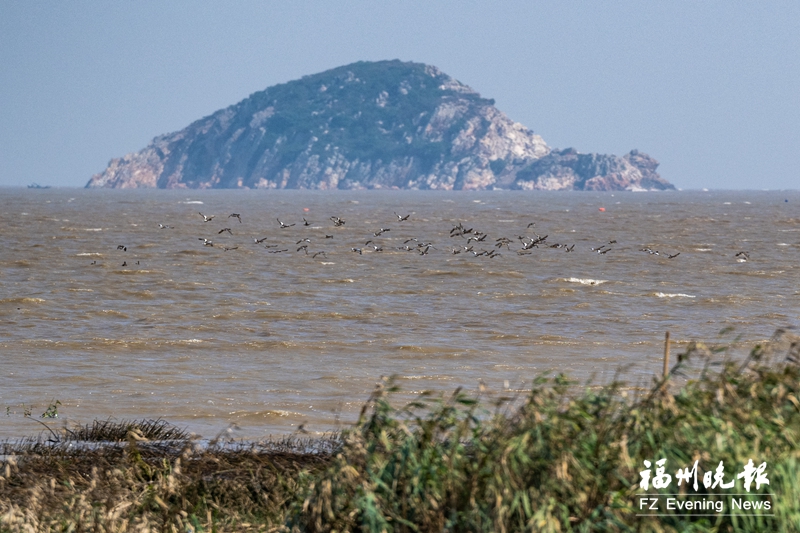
[3,331,800,532]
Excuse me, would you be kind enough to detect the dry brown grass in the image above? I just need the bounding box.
[1,421,336,531]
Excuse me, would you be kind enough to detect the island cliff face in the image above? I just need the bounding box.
[86,61,673,191]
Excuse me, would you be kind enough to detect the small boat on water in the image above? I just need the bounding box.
[27,183,51,189]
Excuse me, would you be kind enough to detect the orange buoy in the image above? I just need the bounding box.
[598,207,606,212]
[303,207,310,212]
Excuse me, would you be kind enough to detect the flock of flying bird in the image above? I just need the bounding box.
[104,209,753,266]
[136,210,695,263]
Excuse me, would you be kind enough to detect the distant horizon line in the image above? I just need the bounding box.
[3,185,798,192]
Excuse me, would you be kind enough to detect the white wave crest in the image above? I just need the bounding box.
[561,277,608,286]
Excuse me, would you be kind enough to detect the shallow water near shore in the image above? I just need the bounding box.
[1,188,798,440]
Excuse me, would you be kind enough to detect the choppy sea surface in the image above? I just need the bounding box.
[1,189,798,440]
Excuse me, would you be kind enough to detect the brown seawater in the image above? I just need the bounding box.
[1,189,798,439]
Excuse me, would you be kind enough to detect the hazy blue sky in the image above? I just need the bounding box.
[1,1,798,189]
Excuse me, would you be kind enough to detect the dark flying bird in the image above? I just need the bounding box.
[199,212,215,222]
[277,218,295,228]
[228,213,242,223]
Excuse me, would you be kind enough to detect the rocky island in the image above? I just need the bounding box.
[86,60,673,191]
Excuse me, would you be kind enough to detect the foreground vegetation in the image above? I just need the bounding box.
[2,330,800,532]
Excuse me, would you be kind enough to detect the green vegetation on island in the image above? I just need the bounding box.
[86,60,673,191]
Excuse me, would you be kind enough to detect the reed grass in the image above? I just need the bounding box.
[2,329,800,532]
